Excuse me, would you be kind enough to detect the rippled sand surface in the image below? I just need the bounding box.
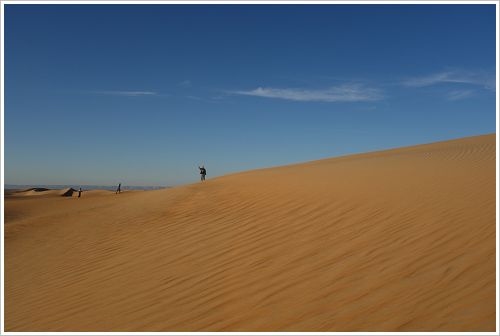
[4,134,496,331]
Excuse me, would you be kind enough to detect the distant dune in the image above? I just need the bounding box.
[4,134,496,331]
[6,187,78,197]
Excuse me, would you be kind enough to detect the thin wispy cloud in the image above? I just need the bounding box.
[446,89,475,101]
[230,84,383,103]
[92,90,158,97]
[179,80,192,88]
[402,70,495,91]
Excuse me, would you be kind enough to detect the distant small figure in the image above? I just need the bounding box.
[116,183,121,194]
[198,165,207,181]
[78,188,82,198]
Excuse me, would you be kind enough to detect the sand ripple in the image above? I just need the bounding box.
[4,134,496,331]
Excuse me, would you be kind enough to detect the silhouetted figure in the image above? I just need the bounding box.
[78,188,82,198]
[116,183,121,194]
[199,166,206,181]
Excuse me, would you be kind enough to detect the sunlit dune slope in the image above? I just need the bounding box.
[4,134,496,331]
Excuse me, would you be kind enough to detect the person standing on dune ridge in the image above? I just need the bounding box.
[116,183,121,194]
[198,165,206,181]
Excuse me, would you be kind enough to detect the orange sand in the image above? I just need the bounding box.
[4,134,496,331]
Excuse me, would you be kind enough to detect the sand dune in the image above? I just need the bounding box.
[6,188,126,199]
[7,187,81,198]
[4,134,496,331]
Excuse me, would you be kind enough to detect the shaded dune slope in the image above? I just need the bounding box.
[4,134,496,331]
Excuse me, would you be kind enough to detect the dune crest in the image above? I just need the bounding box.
[4,134,496,331]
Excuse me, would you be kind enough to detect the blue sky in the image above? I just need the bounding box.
[4,4,497,186]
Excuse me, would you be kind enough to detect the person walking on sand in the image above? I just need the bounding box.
[116,183,121,194]
[198,165,207,181]
[78,187,82,198]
